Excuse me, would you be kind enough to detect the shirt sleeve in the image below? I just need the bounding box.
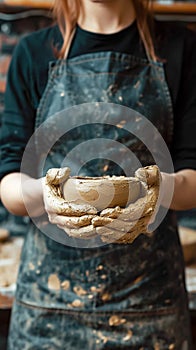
[0,38,37,180]
[171,28,196,172]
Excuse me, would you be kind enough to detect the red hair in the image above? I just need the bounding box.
[53,0,156,61]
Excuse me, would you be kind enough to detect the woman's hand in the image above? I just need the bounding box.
[92,165,161,243]
[43,167,98,239]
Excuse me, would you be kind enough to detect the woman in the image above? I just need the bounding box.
[0,0,196,348]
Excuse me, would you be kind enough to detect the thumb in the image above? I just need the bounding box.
[135,165,161,187]
[46,167,71,186]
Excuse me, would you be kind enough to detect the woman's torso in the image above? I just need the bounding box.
[15,22,188,315]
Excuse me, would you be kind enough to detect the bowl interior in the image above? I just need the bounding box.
[62,175,141,210]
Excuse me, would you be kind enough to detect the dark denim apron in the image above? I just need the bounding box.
[8,30,191,350]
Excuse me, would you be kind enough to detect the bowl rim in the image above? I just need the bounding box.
[66,175,140,183]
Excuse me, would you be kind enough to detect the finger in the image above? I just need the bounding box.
[43,176,62,200]
[63,225,97,239]
[52,214,95,228]
[100,230,140,244]
[48,212,94,226]
[116,228,146,244]
[143,180,161,223]
[96,226,141,244]
[96,226,123,243]
[46,167,71,186]
[92,216,137,232]
[46,196,97,216]
[145,185,160,224]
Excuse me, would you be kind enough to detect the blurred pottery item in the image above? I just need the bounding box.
[62,176,141,211]
[0,237,23,290]
[0,229,9,243]
[179,226,196,264]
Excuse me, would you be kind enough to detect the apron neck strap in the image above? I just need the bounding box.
[64,28,77,59]
[142,39,156,63]
[144,45,153,63]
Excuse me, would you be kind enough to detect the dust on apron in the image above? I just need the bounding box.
[8,27,191,350]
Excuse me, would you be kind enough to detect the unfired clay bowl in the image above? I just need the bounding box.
[62,176,141,211]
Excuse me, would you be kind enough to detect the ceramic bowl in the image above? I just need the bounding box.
[62,175,141,211]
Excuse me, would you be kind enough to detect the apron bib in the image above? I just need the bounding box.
[8,30,191,350]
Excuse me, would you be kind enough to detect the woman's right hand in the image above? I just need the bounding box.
[43,167,98,239]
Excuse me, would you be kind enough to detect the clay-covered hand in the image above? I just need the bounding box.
[94,165,161,244]
[43,167,98,239]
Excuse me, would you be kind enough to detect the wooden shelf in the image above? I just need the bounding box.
[0,293,13,309]
[0,1,196,14]
[153,2,196,15]
[1,0,54,9]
